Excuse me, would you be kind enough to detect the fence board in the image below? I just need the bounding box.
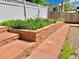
[48,12,79,23]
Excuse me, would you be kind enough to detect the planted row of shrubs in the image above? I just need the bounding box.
[1,18,56,30]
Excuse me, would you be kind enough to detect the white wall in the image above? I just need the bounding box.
[0,1,48,20]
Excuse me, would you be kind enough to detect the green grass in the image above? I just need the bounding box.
[60,41,75,59]
[1,18,56,30]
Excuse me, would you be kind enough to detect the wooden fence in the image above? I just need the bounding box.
[48,12,79,23]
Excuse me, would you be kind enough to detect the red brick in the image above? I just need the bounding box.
[23,24,70,59]
[0,26,8,33]
[9,29,36,42]
[0,32,19,46]
[36,21,64,42]
[9,21,64,42]
[0,40,35,59]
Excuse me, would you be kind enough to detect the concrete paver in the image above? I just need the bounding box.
[67,24,79,59]
[24,24,70,59]
[0,40,35,59]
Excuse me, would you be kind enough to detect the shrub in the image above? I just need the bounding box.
[1,19,27,29]
[1,18,56,30]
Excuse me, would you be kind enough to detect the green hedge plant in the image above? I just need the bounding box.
[1,18,56,30]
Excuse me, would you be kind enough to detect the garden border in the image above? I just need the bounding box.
[9,21,64,45]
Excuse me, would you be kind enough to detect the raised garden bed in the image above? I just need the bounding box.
[1,18,56,30]
[1,18,64,45]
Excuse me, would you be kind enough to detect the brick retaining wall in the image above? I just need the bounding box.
[9,21,64,44]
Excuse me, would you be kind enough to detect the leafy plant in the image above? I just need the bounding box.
[1,19,27,29]
[29,0,48,6]
[60,41,75,59]
[1,18,56,30]
[64,0,73,12]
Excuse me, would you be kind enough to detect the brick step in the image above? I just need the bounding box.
[0,26,8,33]
[0,32,19,46]
[23,24,70,59]
[0,40,35,59]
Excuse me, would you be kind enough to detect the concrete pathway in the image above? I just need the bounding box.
[67,25,79,59]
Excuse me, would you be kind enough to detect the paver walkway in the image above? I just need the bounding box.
[24,24,70,59]
[67,25,79,59]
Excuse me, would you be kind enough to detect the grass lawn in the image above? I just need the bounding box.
[60,41,75,59]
